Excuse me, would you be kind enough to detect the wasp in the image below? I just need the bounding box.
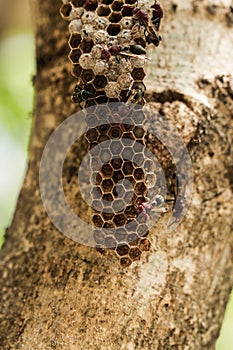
[97,44,148,61]
[71,84,93,104]
[137,195,168,219]
[126,87,144,105]
[151,1,164,31]
[122,1,162,47]
[168,173,187,226]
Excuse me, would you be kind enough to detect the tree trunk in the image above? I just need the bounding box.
[0,0,233,349]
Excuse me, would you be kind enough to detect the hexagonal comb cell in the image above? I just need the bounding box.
[60,0,164,267]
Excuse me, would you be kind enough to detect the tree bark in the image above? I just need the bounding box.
[0,0,233,349]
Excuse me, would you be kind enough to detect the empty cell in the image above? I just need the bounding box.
[107,24,121,36]
[85,128,98,142]
[80,39,94,53]
[111,1,123,11]
[131,68,146,81]
[113,213,127,226]
[69,33,82,49]
[111,158,123,170]
[105,236,117,248]
[97,5,111,16]
[122,162,134,176]
[108,12,122,23]
[109,140,123,155]
[93,214,104,228]
[101,164,114,177]
[93,230,105,244]
[139,238,151,252]
[69,49,82,63]
[71,64,82,78]
[116,244,130,256]
[120,257,132,268]
[93,75,108,89]
[101,178,114,191]
[112,170,124,182]
[129,247,141,260]
[82,69,95,83]
[109,126,122,138]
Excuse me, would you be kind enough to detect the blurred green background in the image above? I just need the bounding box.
[0,1,232,348]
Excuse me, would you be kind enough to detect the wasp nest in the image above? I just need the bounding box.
[60,0,164,267]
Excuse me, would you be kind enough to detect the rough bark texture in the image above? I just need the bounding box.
[0,0,233,349]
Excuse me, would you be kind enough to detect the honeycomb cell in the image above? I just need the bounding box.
[69,49,82,63]
[112,170,124,182]
[97,5,111,16]
[120,257,132,267]
[115,228,128,242]
[139,238,151,251]
[93,61,107,75]
[117,29,131,43]
[96,95,109,104]
[86,113,98,126]
[108,125,123,138]
[105,236,117,248]
[69,33,82,48]
[133,168,144,181]
[102,212,115,221]
[82,69,95,83]
[71,0,85,6]
[85,128,98,142]
[134,110,145,124]
[93,75,108,90]
[80,39,94,53]
[70,7,86,20]
[98,134,110,143]
[116,244,130,256]
[117,73,133,89]
[129,247,141,260]
[99,124,111,134]
[122,161,135,176]
[82,24,95,40]
[84,0,98,11]
[102,193,114,202]
[107,24,121,36]
[128,232,140,244]
[131,68,146,81]
[93,230,105,245]
[132,126,145,139]
[124,204,137,217]
[93,30,109,44]
[93,214,104,228]
[96,17,109,29]
[137,224,149,237]
[108,12,122,23]
[111,1,123,11]
[112,199,125,212]
[105,82,121,98]
[81,10,97,24]
[92,199,104,212]
[103,221,115,228]
[95,105,110,119]
[109,140,123,155]
[111,158,123,170]
[113,213,127,225]
[119,17,133,29]
[135,182,147,195]
[69,19,83,33]
[71,64,82,78]
[60,3,72,20]
[101,178,114,191]
[133,154,144,166]
[121,146,134,159]
[101,163,114,177]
